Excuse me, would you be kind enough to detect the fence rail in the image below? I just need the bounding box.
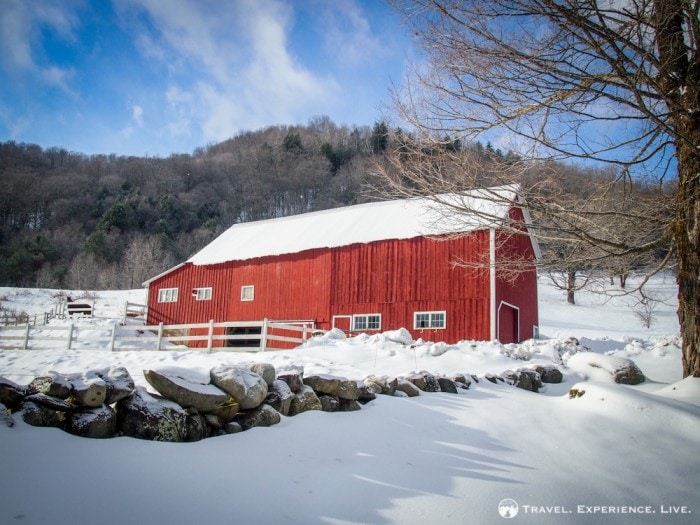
[0,318,316,353]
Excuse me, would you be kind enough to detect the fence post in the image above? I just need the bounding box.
[206,319,214,352]
[109,322,118,352]
[67,323,74,350]
[157,322,164,351]
[260,318,269,352]
[23,324,31,350]
[122,301,128,325]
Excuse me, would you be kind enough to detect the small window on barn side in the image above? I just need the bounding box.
[193,287,212,301]
[414,311,446,329]
[158,288,178,303]
[241,285,255,302]
[352,314,381,331]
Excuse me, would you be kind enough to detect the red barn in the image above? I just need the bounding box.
[144,186,540,346]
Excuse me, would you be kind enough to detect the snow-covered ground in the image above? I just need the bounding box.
[1,273,698,525]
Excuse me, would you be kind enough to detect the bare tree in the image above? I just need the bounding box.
[383,0,698,377]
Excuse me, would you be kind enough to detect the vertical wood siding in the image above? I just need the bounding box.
[147,207,538,345]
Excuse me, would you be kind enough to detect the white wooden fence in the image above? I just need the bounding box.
[0,319,316,353]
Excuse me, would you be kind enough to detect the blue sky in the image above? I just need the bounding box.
[0,0,412,156]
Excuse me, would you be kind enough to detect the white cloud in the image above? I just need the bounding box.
[318,0,384,67]
[0,0,79,95]
[131,105,144,127]
[120,0,338,143]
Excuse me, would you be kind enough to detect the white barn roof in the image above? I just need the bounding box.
[187,186,523,266]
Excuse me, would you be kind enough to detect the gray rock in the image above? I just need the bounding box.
[612,362,645,385]
[144,369,234,412]
[184,412,208,442]
[405,373,427,391]
[28,373,72,399]
[503,369,542,392]
[248,363,276,386]
[0,402,14,427]
[304,374,360,400]
[277,372,304,393]
[451,373,472,389]
[364,375,397,395]
[71,376,108,407]
[210,365,268,410]
[116,387,187,442]
[66,405,117,439]
[437,377,459,394]
[90,367,135,404]
[25,393,75,412]
[21,400,66,428]
[357,382,377,404]
[338,398,362,412]
[288,385,322,416]
[395,379,421,397]
[239,404,281,430]
[265,380,294,416]
[421,372,441,392]
[224,421,243,434]
[318,394,340,412]
[204,413,224,431]
[533,365,563,384]
[0,376,26,408]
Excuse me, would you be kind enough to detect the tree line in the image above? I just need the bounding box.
[0,117,392,289]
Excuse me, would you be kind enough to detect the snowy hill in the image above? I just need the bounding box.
[1,273,698,525]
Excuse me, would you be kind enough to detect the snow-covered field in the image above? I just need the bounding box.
[1,274,698,525]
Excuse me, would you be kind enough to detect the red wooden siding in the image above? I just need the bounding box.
[146,205,539,345]
[329,233,492,341]
[494,206,539,343]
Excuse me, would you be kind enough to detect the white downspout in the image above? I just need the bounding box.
[489,227,497,341]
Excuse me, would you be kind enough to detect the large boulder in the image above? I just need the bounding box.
[304,375,360,400]
[210,366,268,410]
[533,365,563,384]
[184,411,208,442]
[395,379,421,397]
[265,380,294,416]
[288,385,322,416]
[318,394,340,412]
[65,375,107,407]
[144,369,234,413]
[338,398,362,412]
[239,404,281,430]
[612,363,645,385]
[28,373,72,399]
[248,363,276,386]
[0,376,26,409]
[25,393,75,412]
[116,387,187,442]
[277,372,304,393]
[364,375,398,396]
[90,367,135,404]
[502,369,542,393]
[21,400,67,428]
[437,377,459,394]
[66,405,117,439]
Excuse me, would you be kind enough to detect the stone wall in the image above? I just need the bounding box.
[0,364,563,441]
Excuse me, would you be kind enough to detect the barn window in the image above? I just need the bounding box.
[241,285,255,301]
[414,311,446,329]
[193,287,212,301]
[352,314,381,331]
[158,288,178,303]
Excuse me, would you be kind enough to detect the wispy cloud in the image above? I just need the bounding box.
[0,0,79,95]
[117,0,337,142]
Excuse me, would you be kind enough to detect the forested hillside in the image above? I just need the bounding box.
[1,116,671,293]
[1,117,394,289]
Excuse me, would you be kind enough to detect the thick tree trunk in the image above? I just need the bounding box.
[675,141,700,378]
[654,0,699,378]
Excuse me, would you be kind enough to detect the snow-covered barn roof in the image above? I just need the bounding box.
[186,185,528,266]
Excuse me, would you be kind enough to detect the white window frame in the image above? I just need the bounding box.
[241,285,255,302]
[158,288,178,303]
[414,311,447,329]
[352,313,381,331]
[193,287,212,301]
